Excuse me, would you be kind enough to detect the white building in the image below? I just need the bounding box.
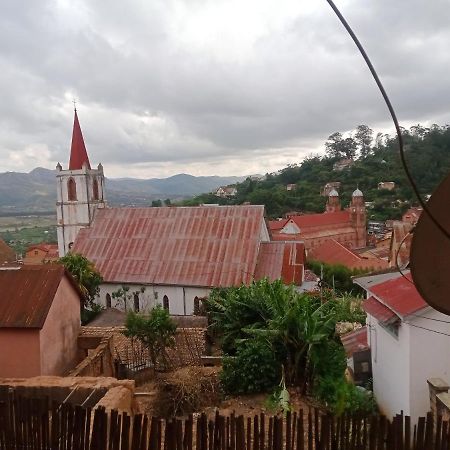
[354,272,450,423]
[58,111,308,315]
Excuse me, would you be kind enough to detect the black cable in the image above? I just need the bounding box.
[394,228,414,284]
[405,321,450,338]
[324,0,450,241]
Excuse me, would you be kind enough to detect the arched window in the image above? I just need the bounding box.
[194,296,200,315]
[134,293,140,312]
[93,178,99,200]
[163,295,169,311]
[67,177,77,201]
[106,293,111,308]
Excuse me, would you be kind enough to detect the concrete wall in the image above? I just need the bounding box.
[39,276,81,376]
[408,309,450,423]
[98,283,210,315]
[0,329,41,377]
[368,314,411,418]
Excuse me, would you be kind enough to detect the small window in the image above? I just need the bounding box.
[106,293,111,308]
[134,293,140,312]
[163,295,169,311]
[93,178,99,200]
[34,250,39,255]
[68,177,77,201]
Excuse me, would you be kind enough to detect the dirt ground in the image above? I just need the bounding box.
[135,367,317,418]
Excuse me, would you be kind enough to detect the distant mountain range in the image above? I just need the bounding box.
[0,167,245,214]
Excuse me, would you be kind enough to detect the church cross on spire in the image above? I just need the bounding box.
[68,109,91,170]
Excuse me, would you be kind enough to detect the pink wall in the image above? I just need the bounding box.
[39,276,81,376]
[0,329,41,377]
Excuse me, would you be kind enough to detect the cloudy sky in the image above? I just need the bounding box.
[1,0,449,178]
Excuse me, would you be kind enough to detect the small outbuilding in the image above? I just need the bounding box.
[0,265,82,377]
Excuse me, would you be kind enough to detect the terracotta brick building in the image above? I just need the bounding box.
[269,189,367,251]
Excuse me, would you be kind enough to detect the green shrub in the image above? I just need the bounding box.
[220,339,280,395]
[314,376,377,416]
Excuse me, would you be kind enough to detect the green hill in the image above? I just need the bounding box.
[182,124,450,221]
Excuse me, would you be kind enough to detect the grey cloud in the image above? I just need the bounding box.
[0,0,449,176]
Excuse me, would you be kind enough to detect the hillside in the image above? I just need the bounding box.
[0,169,244,213]
[182,124,450,221]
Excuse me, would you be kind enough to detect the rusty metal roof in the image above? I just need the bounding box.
[74,205,266,287]
[363,296,398,323]
[340,326,369,357]
[255,241,305,285]
[0,265,77,328]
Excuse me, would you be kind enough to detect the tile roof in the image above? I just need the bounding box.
[363,296,398,323]
[369,273,427,317]
[254,241,305,285]
[340,326,369,357]
[0,265,81,328]
[309,239,389,270]
[287,211,351,229]
[74,205,266,287]
[26,243,59,257]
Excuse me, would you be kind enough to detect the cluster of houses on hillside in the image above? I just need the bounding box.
[0,110,447,423]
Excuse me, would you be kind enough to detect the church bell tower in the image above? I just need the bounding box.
[56,109,106,256]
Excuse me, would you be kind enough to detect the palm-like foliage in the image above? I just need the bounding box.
[208,279,363,392]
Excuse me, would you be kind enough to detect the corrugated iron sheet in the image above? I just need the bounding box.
[0,265,66,328]
[369,273,427,317]
[254,241,305,285]
[363,296,397,323]
[74,205,266,287]
[340,326,369,357]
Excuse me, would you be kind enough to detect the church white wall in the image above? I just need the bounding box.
[56,167,105,256]
[97,283,211,315]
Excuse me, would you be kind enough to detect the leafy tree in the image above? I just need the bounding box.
[112,285,145,311]
[124,305,177,368]
[151,199,162,207]
[354,124,373,158]
[58,252,103,306]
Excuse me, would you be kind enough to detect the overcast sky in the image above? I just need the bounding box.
[1,0,449,178]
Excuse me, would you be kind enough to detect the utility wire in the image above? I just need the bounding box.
[394,229,414,284]
[405,321,450,338]
[324,0,450,242]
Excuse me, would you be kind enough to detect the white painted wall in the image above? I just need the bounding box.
[369,307,450,422]
[367,314,411,418]
[97,283,210,315]
[56,166,105,256]
[408,309,450,423]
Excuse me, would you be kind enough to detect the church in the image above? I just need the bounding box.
[268,188,367,251]
[56,111,306,315]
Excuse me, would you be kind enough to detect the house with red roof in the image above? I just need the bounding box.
[269,188,367,251]
[57,110,307,315]
[24,243,59,264]
[0,265,82,377]
[309,238,389,271]
[353,271,450,422]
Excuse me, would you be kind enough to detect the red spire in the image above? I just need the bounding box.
[69,109,91,170]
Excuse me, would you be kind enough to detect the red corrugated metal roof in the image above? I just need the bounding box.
[69,110,91,170]
[269,211,351,232]
[363,296,397,323]
[254,241,305,285]
[0,265,79,328]
[309,239,389,270]
[340,326,369,357]
[74,205,266,287]
[369,274,427,317]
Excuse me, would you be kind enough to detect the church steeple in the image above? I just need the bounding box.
[69,109,91,170]
[56,108,106,256]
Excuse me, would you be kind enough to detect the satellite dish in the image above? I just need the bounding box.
[410,173,450,315]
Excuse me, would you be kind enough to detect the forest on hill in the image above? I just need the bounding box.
[181,124,450,221]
